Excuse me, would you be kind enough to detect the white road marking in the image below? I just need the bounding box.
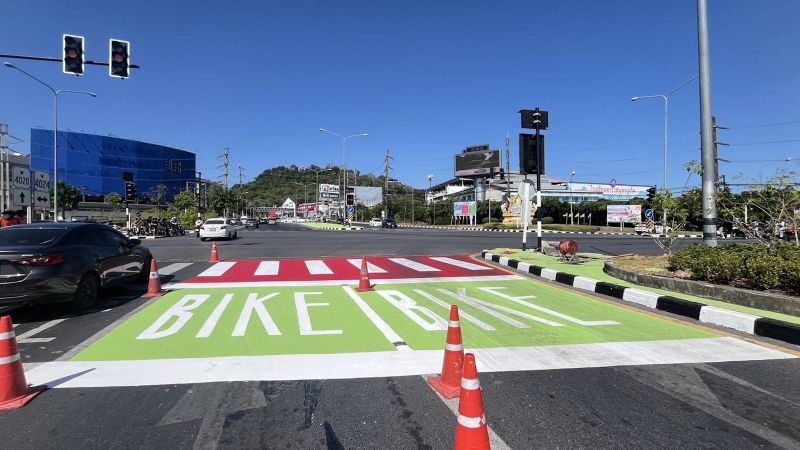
[16,319,67,344]
[197,262,236,277]
[342,286,409,351]
[158,263,193,276]
[429,257,490,271]
[24,337,794,388]
[305,260,333,275]
[413,289,496,331]
[346,259,387,273]
[163,274,523,290]
[389,257,440,272]
[254,261,280,276]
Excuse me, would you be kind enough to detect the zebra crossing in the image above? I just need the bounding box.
[159,255,519,289]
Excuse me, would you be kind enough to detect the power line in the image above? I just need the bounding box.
[725,119,800,130]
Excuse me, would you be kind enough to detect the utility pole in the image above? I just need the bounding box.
[0,124,8,213]
[238,166,245,217]
[383,148,393,220]
[697,0,718,246]
[222,148,229,190]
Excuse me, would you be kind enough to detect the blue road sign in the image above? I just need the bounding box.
[645,208,654,219]
[347,205,355,214]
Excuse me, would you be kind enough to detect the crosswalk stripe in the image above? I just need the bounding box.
[429,257,490,271]
[197,261,236,277]
[158,263,193,276]
[305,260,333,275]
[255,261,280,276]
[346,259,387,273]
[389,257,440,272]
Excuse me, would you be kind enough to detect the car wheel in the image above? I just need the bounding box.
[137,255,153,283]
[200,237,207,241]
[73,272,100,309]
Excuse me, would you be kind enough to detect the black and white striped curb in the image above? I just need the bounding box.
[400,225,702,238]
[481,251,800,347]
[306,226,363,231]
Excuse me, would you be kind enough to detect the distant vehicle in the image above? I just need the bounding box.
[634,223,648,235]
[245,218,259,228]
[200,218,237,241]
[258,218,268,225]
[268,218,277,225]
[369,218,382,227]
[635,223,672,235]
[0,222,152,308]
[382,218,398,229]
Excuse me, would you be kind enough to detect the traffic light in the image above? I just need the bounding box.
[647,186,657,200]
[125,182,137,201]
[109,39,130,79]
[63,34,85,75]
[519,133,545,175]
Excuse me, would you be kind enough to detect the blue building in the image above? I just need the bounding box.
[30,129,196,202]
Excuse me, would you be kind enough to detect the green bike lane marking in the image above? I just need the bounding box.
[73,278,713,362]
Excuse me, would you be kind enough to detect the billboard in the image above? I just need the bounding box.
[606,205,642,224]
[454,201,477,217]
[354,186,382,207]
[454,150,500,177]
[570,182,651,201]
[318,183,340,200]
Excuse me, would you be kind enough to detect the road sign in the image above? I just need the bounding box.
[347,205,355,214]
[11,188,29,207]
[34,171,50,191]
[645,208,654,220]
[12,166,31,189]
[34,192,50,209]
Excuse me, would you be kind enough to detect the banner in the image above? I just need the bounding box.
[318,184,340,200]
[606,205,642,224]
[453,201,477,217]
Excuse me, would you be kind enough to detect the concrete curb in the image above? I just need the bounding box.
[481,251,800,347]
[306,226,363,231]
[400,225,702,238]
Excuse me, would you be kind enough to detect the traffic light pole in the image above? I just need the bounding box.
[0,53,140,69]
[535,123,543,252]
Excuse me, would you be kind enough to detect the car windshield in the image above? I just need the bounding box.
[205,220,224,225]
[0,228,67,246]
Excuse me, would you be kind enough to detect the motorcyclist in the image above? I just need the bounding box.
[195,215,204,237]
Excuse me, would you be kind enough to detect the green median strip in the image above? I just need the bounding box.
[491,248,800,325]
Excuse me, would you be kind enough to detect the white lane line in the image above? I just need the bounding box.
[16,319,67,344]
[346,259,387,273]
[254,261,280,276]
[389,257,440,272]
[342,286,410,351]
[163,274,523,290]
[197,262,236,277]
[305,260,333,275]
[24,337,793,388]
[429,256,491,271]
[158,263,193,276]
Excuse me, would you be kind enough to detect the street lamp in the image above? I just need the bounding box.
[631,74,698,223]
[569,171,576,225]
[427,174,435,225]
[4,62,96,221]
[319,129,368,220]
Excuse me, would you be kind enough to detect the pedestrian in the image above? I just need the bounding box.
[0,211,16,227]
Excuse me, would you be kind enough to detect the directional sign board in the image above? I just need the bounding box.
[11,188,29,207]
[34,171,50,191]
[645,208,654,220]
[34,192,50,209]
[12,166,31,189]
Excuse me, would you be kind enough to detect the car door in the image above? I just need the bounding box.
[98,228,140,284]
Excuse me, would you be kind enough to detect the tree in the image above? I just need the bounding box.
[104,192,123,211]
[148,184,169,206]
[50,182,80,214]
[208,187,237,216]
[173,190,196,211]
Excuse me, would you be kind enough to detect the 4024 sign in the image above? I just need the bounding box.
[34,171,50,191]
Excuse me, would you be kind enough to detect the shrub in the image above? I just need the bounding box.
[541,216,554,224]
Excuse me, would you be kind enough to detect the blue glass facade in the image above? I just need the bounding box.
[30,129,196,202]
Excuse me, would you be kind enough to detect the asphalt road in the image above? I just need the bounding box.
[2,225,797,450]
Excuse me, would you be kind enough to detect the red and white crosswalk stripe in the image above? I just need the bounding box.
[163,255,520,289]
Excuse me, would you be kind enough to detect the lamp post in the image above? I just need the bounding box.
[427,174,435,225]
[4,62,96,221]
[631,74,698,224]
[569,171,576,225]
[319,129,367,221]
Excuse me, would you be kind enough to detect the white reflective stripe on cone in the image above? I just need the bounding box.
[0,353,21,364]
[457,414,486,429]
[449,320,460,328]
[149,272,159,278]
[445,343,463,352]
[0,331,15,340]
[461,378,480,390]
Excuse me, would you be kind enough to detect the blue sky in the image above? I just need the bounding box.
[2,0,799,190]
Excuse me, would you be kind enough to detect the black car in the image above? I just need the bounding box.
[382,218,398,228]
[0,223,152,308]
[245,218,259,228]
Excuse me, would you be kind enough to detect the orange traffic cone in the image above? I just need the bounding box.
[209,242,220,263]
[356,256,373,292]
[454,353,490,450]
[143,258,162,298]
[0,315,46,410]
[427,305,464,399]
